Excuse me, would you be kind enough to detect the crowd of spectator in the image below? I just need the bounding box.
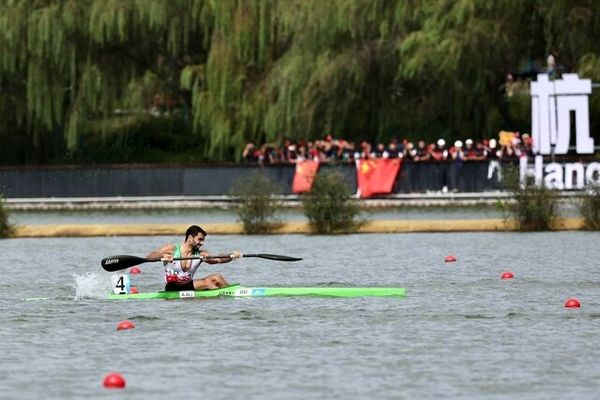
[242,132,535,165]
[241,52,566,166]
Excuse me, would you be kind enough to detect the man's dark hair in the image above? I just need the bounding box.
[185,225,207,240]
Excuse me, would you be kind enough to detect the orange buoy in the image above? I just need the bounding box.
[129,267,142,274]
[444,255,457,263]
[501,271,514,279]
[103,373,126,389]
[116,320,135,331]
[130,287,139,294]
[564,298,581,308]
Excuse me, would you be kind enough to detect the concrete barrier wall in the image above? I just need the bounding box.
[0,161,511,198]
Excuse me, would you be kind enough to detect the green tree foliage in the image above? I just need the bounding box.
[1,0,599,164]
[499,167,559,231]
[302,171,363,234]
[230,171,282,234]
[579,184,600,230]
[510,184,560,231]
[0,197,14,238]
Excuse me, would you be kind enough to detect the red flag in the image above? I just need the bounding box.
[356,158,401,198]
[293,160,320,193]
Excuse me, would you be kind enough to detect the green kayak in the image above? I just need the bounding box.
[108,284,405,300]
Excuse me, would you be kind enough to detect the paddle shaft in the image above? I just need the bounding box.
[101,253,301,272]
[242,254,303,262]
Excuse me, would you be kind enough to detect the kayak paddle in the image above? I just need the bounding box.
[101,253,302,272]
[241,254,302,262]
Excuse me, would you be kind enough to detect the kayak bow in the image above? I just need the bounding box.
[108,284,405,300]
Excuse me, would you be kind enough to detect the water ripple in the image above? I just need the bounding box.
[1,231,599,399]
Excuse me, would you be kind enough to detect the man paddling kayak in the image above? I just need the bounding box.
[146,225,241,291]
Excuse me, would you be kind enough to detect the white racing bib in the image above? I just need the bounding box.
[112,274,131,294]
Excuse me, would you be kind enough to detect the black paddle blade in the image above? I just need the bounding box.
[243,253,303,262]
[101,255,150,272]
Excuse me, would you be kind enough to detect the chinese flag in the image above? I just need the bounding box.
[356,158,401,198]
[292,160,320,193]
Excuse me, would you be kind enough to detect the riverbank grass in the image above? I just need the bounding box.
[0,197,14,238]
[302,171,365,234]
[579,184,600,230]
[230,172,283,234]
[500,169,559,231]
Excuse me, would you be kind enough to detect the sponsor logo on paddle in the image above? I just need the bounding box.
[104,258,119,264]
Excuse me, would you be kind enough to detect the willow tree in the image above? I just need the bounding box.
[0,0,411,162]
[0,0,212,163]
[397,0,600,140]
[183,0,415,157]
[1,0,599,164]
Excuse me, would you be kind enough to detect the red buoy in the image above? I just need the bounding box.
[501,271,514,279]
[129,267,142,274]
[444,255,457,263]
[564,298,581,308]
[116,320,135,331]
[103,373,126,389]
[130,287,139,294]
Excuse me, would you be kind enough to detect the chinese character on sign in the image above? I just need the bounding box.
[531,74,594,155]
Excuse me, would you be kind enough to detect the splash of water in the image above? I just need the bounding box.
[72,272,113,300]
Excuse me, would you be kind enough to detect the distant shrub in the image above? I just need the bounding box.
[230,172,282,234]
[579,184,600,230]
[0,196,14,238]
[499,167,559,231]
[302,171,364,234]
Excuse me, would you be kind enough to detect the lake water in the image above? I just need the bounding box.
[2,232,599,399]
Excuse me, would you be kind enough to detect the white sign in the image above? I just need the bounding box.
[112,274,131,295]
[523,73,598,189]
[520,156,600,189]
[531,74,594,154]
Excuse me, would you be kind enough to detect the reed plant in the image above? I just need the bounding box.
[499,167,559,231]
[0,196,14,238]
[302,171,364,234]
[230,172,282,234]
[578,184,600,230]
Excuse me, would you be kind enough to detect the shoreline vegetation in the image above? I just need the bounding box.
[0,197,13,238]
[2,2,599,166]
[13,218,586,237]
